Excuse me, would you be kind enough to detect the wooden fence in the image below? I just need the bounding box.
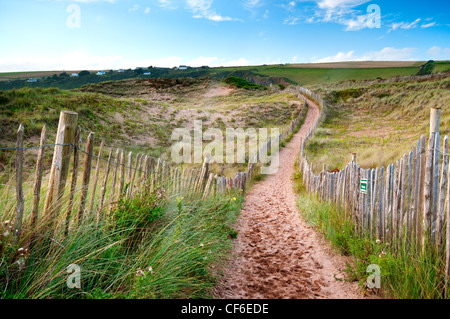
[1,89,309,246]
[298,88,450,284]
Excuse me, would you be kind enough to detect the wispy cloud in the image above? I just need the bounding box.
[128,4,151,14]
[57,0,116,3]
[389,18,421,32]
[280,1,297,12]
[244,0,262,9]
[128,4,140,13]
[421,21,436,28]
[156,0,177,9]
[285,1,377,31]
[315,0,370,9]
[284,16,300,25]
[186,0,239,22]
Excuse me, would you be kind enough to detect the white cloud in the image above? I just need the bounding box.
[0,52,253,72]
[156,0,177,9]
[145,56,250,68]
[341,12,370,31]
[427,46,450,60]
[314,50,355,62]
[186,0,238,22]
[244,0,262,9]
[185,56,218,67]
[128,5,151,14]
[128,4,140,13]
[281,1,297,12]
[316,0,370,9]
[284,16,300,25]
[0,51,123,72]
[421,21,436,28]
[314,47,416,63]
[58,0,116,3]
[389,18,421,32]
[142,56,184,68]
[296,5,376,31]
[218,58,250,67]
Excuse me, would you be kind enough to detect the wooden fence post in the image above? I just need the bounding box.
[12,124,24,245]
[127,151,133,183]
[399,154,407,241]
[30,125,47,246]
[417,135,427,247]
[430,107,441,135]
[437,135,448,251]
[378,166,385,240]
[65,126,81,235]
[43,111,79,225]
[446,152,450,292]
[108,148,120,216]
[118,150,125,196]
[87,140,104,216]
[77,132,95,224]
[431,133,441,245]
[423,132,436,251]
[99,147,113,219]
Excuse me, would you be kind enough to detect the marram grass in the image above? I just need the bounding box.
[0,183,242,299]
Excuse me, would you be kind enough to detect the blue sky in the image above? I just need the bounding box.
[0,0,449,72]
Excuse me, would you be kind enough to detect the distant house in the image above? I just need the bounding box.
[71,73,79,77]
[27,78,37,83]
[178,65,188,70]
[118,69,125,73]
[143,72,151,76]
[96,71,106,76]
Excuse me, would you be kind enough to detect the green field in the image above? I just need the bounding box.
[255,66,419,85]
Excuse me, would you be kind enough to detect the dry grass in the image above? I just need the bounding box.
[304,75,450,172]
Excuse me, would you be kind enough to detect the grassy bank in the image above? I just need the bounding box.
[0,79,303,178]
[294,169,448,298]
[0,183,243,299]
[303,76,450,172]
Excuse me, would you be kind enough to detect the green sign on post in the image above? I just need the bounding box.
[360,179,368,194]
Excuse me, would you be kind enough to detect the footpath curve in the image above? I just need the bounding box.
[214,96,362,299]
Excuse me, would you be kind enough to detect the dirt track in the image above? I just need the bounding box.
[213,97,362,299]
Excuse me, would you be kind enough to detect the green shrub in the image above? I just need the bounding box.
[224,76,266,90]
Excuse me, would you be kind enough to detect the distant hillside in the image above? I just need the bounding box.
[2,60,449,91]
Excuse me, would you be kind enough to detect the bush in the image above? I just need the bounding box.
[224,76,266,90]
[416,60,435,76]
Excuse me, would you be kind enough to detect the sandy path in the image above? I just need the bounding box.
[213,97,362,299]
